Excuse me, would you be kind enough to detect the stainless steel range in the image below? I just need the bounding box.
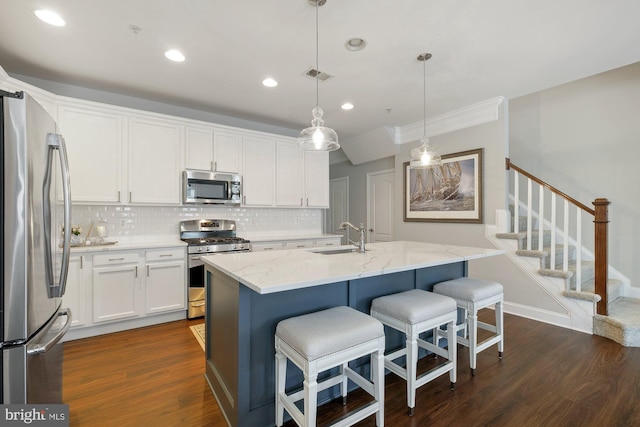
[180,219,251,318]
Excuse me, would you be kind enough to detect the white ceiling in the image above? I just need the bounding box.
[1,0,639,143]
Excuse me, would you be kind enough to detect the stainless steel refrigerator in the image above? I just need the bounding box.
[1,90,72,403]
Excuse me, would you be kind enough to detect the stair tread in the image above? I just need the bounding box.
[596,297,640,326]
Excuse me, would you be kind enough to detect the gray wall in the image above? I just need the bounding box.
[510,61,640,289]
[331,103,568,313]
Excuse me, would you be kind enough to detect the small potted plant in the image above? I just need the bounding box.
[70,225,83,245]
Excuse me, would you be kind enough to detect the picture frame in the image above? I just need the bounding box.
[403,148,483,223]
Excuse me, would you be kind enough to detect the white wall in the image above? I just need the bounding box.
[510,61,640,290]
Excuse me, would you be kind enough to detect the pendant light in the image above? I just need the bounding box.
[409,53,441,168]
[298,0,340,152]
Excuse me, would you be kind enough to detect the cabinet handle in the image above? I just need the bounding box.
[159,254,173,257]
[211,161,214,171]
[80,256,84,269]
[135,266,138,278]
[147,265,150,277]
[306,198,309,206]
[243,195,246,204]
[117,191,121,202]
[264,247,274,251]
[214,161,217,171]
[300,198,303,206]
[296,245,305,248]
[129,192,132,203]
[109,257,125,261]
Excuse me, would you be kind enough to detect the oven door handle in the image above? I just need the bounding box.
[189,255,204,268]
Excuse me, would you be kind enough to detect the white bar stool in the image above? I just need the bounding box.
[370,289,457,416]
[275,306,386,427]
[433,277,504,376]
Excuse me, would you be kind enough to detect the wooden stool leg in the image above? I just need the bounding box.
[406,331,418,416]
[275,350,286,426]
[447,319,457,389]
[304,368,318,427]
[372,345,385,426]
[496,300,504,358]
[468,311,478,376]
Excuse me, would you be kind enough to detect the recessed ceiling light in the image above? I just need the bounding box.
[262,78,278,88]
[164,49,185,62]
[34,10,65,27]
[345,38,367,51]
[341,103,354,110]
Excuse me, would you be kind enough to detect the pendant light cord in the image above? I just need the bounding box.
[315,2,320,109]
[423,57,426,138]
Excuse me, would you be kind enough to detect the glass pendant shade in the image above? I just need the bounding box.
[409,52,440,168]
[299,106,339,151]
[410,136,441,168]
[298,0,339,152]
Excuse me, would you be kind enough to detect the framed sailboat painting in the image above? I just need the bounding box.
[403,148,483,223]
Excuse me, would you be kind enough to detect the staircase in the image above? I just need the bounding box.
[499,159,640,347]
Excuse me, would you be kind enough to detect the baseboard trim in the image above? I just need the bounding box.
[63,311,187,341]
[503,301,592,335]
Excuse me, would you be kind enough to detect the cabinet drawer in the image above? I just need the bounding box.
[93,252,139,266]
[251,242,284,252]
[146,248,185,262]
[316,238,343,247]
[284,240,315,249]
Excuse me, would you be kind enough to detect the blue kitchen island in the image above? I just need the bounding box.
[202,240,503,427]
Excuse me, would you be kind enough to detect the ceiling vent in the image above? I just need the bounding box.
[304,68,333,82]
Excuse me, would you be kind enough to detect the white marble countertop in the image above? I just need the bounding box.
[202,240,504,295]
[69,237,186,253]
[244,233,343,243]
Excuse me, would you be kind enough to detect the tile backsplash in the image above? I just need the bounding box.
[71,205,324,241]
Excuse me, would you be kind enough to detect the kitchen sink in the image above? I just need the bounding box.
[309,247,359,255]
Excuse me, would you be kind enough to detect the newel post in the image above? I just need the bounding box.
[593,198,610,315]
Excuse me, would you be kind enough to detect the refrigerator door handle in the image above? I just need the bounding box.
[26,308,73,356]
[43,133,72,298]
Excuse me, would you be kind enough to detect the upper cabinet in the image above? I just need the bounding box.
[128,117,183,205]
[276,140,304,207]
[242,136,275,206]
[185,127,242,173]
[304,151,330,208]
[57,104,124,203]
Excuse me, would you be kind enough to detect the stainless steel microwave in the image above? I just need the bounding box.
[182,169,242,205]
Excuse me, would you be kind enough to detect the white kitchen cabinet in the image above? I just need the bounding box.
[316,237,343,247]
[185,126,214,171]
[92,252,143,323]
[276,140,304,207]
[144,248,186,314]
[284,240,315,249]
[57,104,124,203]
[185,127,242,174]
[63,255,88,327]
[304,151,330,208]
[128,117,183,204]
[214,130,242,173]
[242,135,275,206]
[251,242,284,252]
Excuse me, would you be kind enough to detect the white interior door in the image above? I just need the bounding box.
[328,177,349,243]
[367,170,394,243]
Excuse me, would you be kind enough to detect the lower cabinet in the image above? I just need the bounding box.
[144,248,186,314]
[65,246,187,335]
[92,252,143,323]
[63,255,88,327]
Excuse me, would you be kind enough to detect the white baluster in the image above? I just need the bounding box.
[514,172,520,233]
[538,186,544,252]
[550,194,557,271]
[563,200,569,275]
[575,209,582,292]
[527,179,532,251]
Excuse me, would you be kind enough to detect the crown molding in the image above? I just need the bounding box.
[394,96,505,145]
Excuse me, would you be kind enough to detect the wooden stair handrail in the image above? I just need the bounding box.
[505,158,609,316]
[506,158,595,216]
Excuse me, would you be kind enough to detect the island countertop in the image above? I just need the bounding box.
[201,240,504,294]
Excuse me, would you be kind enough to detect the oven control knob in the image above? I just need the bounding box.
[196,247,203,253]
[235,243,244,250]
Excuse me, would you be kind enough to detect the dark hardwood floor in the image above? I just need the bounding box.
[64,312,640,426]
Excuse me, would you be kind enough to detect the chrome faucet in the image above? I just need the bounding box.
[339,221,366,253]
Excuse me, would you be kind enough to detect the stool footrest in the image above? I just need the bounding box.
[475,335,502,354]
[344,366,375,396]
[415,362,455,389]
[330,401,380,427]
[477,320,497,333]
